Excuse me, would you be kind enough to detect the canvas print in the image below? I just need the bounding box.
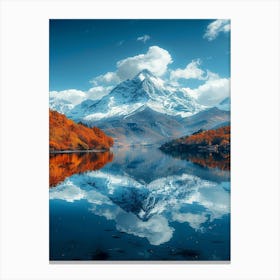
[49,19,230,261]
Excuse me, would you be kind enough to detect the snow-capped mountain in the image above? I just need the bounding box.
[67,69,205,123]
[49,69,230,145]
[49,97,75,115]
[65,99,98,121]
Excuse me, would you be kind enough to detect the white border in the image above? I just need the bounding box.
[0,0,279,279]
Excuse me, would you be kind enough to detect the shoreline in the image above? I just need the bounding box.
[50,149,109,154]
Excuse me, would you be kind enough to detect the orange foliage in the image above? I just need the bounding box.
[182,126,230,147]
[160,126,230,170]
[49,151,113,187]
[49,110,114,151]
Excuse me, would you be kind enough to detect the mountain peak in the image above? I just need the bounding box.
[135,69,155,81]
[134,69,166,90]
[65,68,204,123]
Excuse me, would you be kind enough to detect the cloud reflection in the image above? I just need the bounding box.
[50,170,229,245]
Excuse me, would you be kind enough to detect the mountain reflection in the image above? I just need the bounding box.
[111,146,230,183]
[49,151,113,187]
[50,168,230,245]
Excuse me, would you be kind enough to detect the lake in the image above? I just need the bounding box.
[49,146,230,261]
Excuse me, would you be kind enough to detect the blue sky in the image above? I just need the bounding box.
[50,19,230,106]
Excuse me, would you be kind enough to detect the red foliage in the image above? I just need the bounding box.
[49,110,114,151]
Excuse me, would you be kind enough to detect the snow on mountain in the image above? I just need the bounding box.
[65,99,99,122]
[49,89,89,115]
[67,69,205,123]
[49,97,75,115]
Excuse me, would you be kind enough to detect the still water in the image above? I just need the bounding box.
[49,146,230,261]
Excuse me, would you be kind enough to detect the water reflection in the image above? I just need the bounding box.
[186,152,230,170]
[49,151,113,187]
[50,150,230,245]
[111,146,230,183]
[160,150,230,171]
[50,147,230,260]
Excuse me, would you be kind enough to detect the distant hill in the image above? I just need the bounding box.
[91,106,229,147]
[49,110,114,151]
[96,106,187,146]
[182,107,230,135]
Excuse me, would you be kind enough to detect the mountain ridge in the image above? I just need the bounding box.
[66,69,205,124]
[50,70,230,146]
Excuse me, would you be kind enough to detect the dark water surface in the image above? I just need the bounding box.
[49,146,230,261]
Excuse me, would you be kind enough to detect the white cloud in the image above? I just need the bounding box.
[197,184,230,221]
[205,70,220,81]
[116,46,172,80]
[90,46,172,86]
[51,45,229,111]
[116,213,174,246]
[91,71,120,86]
[170,59,206,83]
[204,19,230,41]
[86,86,113,100]
[50,86,114,114]
[183,73,230,107]
[196,78,230,106]
[137,34,151,43]
[49,89,87,105]
[172,212,208,231]
[49,181,85,202]
[89,202,174,246]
